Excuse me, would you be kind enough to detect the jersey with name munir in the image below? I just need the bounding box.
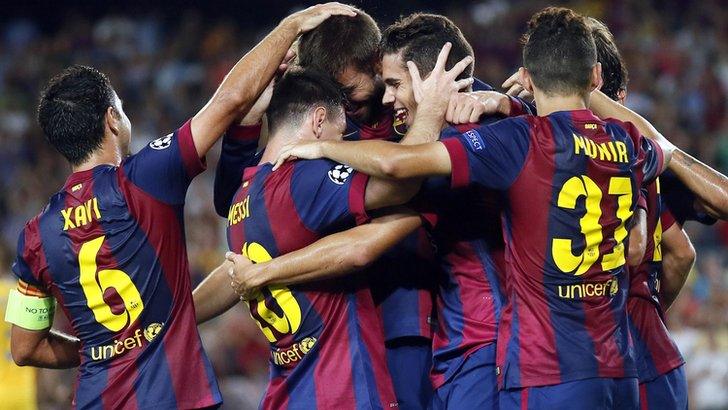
[441,109,664,389]
[12,120,221,409]
[226,159,397,410]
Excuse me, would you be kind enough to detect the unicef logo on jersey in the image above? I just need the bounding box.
[149,134,173,150]
[328,164,353,185]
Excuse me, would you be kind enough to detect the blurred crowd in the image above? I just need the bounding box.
[0,0,726,408]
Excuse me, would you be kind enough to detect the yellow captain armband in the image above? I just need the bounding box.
[4,289,55,330]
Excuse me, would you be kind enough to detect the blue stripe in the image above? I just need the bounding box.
[472,239,505,320]
[346,292,381,410]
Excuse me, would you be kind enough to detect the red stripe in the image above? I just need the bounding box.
[639,382,648,410]
[119,170,216,408]
[226,123,263,141]
[442,138,470,189]
[521,387,529,410]
[177,119,207,178]
[348,172,370,225]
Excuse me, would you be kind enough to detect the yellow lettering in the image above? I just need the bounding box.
[587,139,598,158]
[92,198,101,219]
[124,336,136,350]
[601,177,633,270]
[597,143,612,161]
[585,283,595,296]
[74,205,87,227]
[574,134,587,155]
[616,142,628,163]
[62,208,75,230]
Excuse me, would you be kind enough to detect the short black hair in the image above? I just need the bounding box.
[522,7,597,97]
[266,68,345,135]
[587,17,628,101]
[381,13,474,81]
[298,8,381,77]
[37,65,116,165]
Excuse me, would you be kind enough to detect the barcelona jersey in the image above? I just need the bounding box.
[442,109,664,389]
[225,159,397,409]
[12,120,221,409]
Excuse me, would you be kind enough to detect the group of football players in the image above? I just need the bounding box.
[5,2,728,409]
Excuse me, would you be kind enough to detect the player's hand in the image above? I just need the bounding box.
[226,252,258,301]
[238,49,295,125]
[271,140,326,171]
[284,2,357,35]
[446,92,501,124]
[409,42,474,117]
[501,69,533,101]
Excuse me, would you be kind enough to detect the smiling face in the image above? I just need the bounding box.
[381,52,417,127]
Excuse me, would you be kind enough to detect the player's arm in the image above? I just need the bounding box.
[627,207,647,267]
[667,150,728,220]
[228,209,423,299]
[190,3,356,157]
[10,326,80,369]
[192,260,238,325]
[659,218,696,311]
[589,90,675,170]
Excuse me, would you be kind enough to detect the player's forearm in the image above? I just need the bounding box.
[668,150,728,220]
[191,18,301,156]
[193,261,239,324]
[11,327,80,369]
[627,208,647,267]
[589,90,675,168]
[659,226,696,310]
[250,212,422,288]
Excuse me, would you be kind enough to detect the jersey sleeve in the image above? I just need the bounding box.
[12,227,50,297]
[619,121,664,186]
[289,159,370,233]
[440,117,531,190]
[214,123,262,216]
[122,119,206,205]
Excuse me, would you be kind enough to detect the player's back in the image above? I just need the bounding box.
[442,109,663,389]
[226,159,397,410]
[495,110,663,388]
[12,122,221,409]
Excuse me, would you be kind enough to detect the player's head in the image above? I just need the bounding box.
[37,65,131,166]
[519,7,601,101]
[380,13,474,126]
[587,17,628,104]
[266,68,346,142]
[297,7,382,124]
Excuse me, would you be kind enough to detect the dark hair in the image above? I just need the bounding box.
[522,7,597,97]
[266,68,345,135]
[587,17,628,101]
[37,65,116,165]
[298,8,381,77]
[381,13,474,80]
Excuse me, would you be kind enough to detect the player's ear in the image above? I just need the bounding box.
[617,88,627,105]
[106,106,120,136]
[312,106,327,139]
[519,67,534,94]
[591,62,603,92]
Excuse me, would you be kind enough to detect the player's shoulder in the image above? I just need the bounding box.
[291,158,355,186]
[602,117,641,142]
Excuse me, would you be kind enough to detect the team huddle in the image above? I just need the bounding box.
[5,2,728,409]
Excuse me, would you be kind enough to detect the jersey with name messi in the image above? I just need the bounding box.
[12,120,221,409]
[442,109,664,389]
[226,159,397,410]
[627,179,684,383]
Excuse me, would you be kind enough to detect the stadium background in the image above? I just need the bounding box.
[0,0,726,408]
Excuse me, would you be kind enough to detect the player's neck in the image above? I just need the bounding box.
[259,129,305,165]
[71,140,124,173]
[534,93,589,117]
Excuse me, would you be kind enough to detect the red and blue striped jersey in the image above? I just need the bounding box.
[416,121,509,388]
[226,159,397,409]
[11,120,221,409]
[442,109,664,389]
[627,179,684,383]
